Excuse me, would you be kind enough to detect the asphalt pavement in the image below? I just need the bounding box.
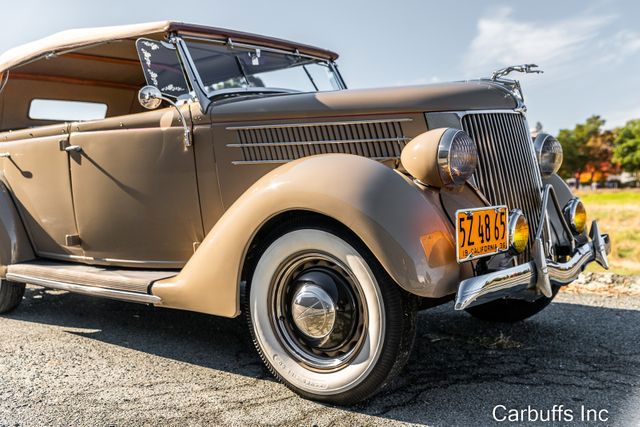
[0,286,638,426]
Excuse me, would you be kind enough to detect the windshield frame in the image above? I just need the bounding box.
[170,33,347,112]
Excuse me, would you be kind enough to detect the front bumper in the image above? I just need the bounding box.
[455,216,611,311]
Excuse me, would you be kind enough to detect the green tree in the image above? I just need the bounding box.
[614,119,640,175]
[556,115,614,180]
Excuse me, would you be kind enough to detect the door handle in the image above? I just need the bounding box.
[64,145,82,153]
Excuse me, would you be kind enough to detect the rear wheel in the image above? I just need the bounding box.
[246,226,416,405]
[0,279,25,314]
[465,286,560,323]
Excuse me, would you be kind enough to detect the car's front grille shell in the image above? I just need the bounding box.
[461,112,543,261]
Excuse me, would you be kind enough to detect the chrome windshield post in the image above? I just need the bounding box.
[170,35,212,113]
[329,61,347,90]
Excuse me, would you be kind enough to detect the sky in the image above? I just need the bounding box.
[2,0,639,135]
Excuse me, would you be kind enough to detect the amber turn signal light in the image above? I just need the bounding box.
[508,209,529,254]
[564,198,587,234]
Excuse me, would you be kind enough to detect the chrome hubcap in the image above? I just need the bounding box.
[271,253,367,370]
[291,284,336,339]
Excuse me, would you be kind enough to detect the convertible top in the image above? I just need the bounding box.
[0,21,339,73]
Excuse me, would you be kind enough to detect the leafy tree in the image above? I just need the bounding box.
[555,115,615,181]
[556,128,587,179]
[614,119,640,175]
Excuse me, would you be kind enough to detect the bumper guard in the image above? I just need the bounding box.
[454,185,611,310]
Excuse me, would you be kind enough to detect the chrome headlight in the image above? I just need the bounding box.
[437,129,478,187]
[401,128,477,188]
[533,133,563,177]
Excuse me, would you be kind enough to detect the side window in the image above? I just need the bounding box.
[28,99,107,121]
[136,38,190,99]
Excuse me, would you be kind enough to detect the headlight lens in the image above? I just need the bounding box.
[564,198,587,234]
[533,133,563,177]
[437,129,478,187]
[508,210,529,254]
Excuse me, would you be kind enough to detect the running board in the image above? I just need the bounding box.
[6,274,161,304]
[6,261,178,305]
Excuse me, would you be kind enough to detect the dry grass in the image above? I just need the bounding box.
[475,332,522,349]
[562,272,640,296]
[575,189,640,276]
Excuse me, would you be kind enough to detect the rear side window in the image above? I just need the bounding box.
[28,99,108,121]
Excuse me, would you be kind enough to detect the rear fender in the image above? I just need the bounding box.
[152,154,460,317]
[0,181,35,274]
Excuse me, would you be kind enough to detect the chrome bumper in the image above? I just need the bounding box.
[454,219,611,310]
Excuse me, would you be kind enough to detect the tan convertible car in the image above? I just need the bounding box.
[0,22,610,404]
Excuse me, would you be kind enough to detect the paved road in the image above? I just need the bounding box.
[0,286,638,426]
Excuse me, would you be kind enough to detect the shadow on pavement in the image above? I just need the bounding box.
[5,286,640,426]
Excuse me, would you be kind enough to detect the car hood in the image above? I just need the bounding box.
[210,81,518,122]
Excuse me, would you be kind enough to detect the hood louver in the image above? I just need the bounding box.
[226,118,412,165]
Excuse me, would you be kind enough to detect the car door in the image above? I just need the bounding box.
[0,123,83,259]
[67,105,204,268]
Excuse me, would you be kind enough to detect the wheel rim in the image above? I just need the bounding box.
[270,252,367,371]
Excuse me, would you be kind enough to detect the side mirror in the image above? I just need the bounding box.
[138,85,163,110]
[137,85,192,147]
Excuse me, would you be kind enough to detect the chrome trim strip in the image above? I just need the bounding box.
[172,36,212,113]
[226,137,410,148]
[456,109,521,117]
[6,273,161,304]
[37,251,184,268]
[232,156,398,165]
[426,110,520,122]
[226,118,413,131]
[180,34,334,62]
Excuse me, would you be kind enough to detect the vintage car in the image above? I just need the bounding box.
[0,22,610,404]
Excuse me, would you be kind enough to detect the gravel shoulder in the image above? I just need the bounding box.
[1,284,639,426]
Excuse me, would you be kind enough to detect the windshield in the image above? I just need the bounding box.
[184,40,342,95]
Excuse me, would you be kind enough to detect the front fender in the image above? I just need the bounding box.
[152,154,460,317]
[543,173,575,205]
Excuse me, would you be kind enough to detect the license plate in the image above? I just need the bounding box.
[456,206,508,262]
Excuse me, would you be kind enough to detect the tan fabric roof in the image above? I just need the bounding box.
[0,21,338,73]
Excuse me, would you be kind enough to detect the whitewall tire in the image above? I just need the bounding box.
[246,226,416,404]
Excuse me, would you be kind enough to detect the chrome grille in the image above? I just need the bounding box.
[227,118,411,164]
[461,112,543,261]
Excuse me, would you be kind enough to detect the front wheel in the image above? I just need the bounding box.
[246,227,416,405]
